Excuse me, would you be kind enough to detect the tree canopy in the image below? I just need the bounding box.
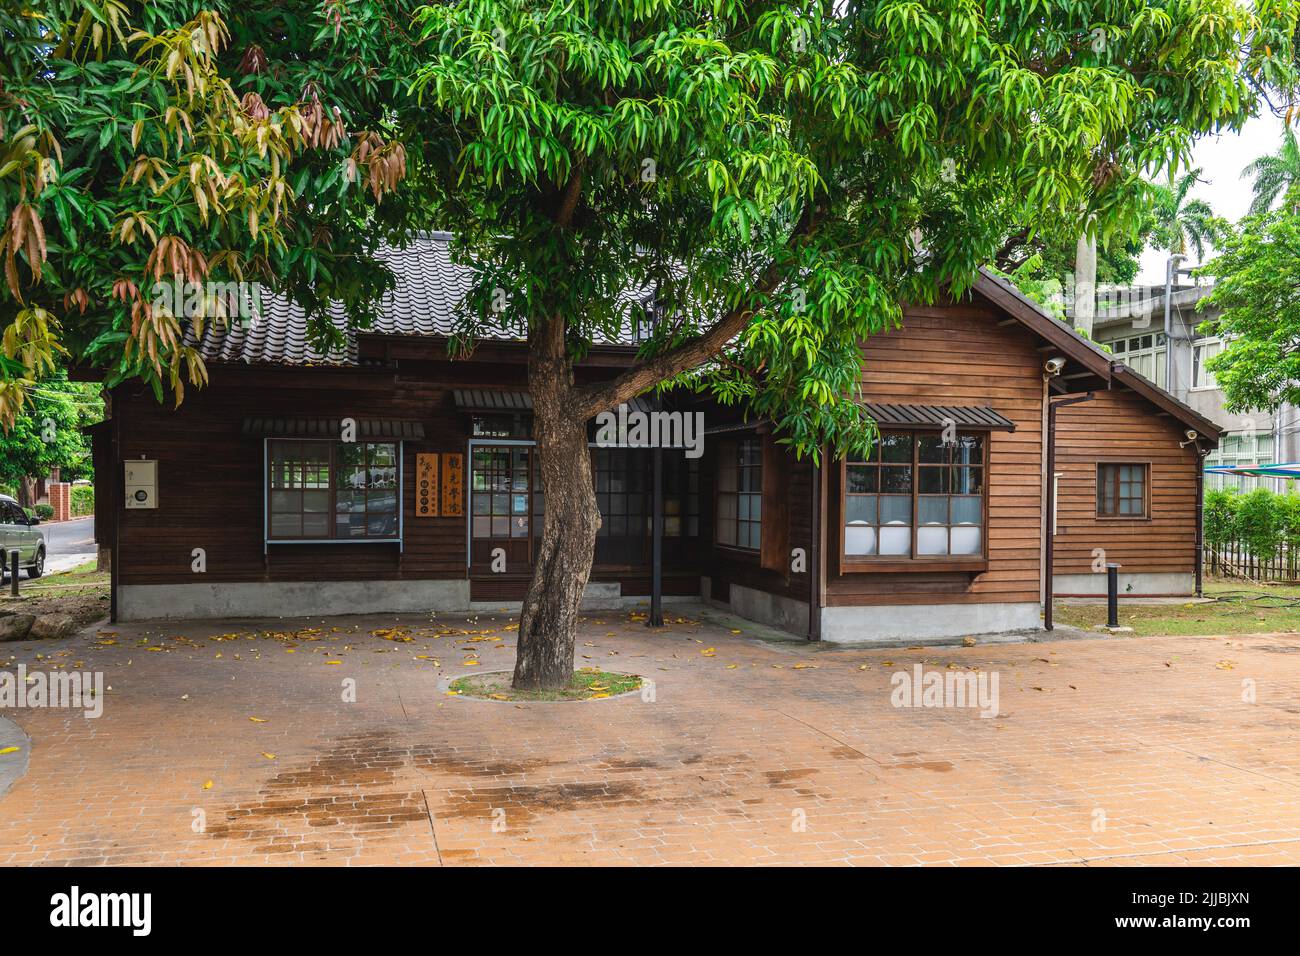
[2,1,1295,450]
[409,0,1297,458]
[1202,196,1300,413]
[0,0,425,425]
[0,368,100,503]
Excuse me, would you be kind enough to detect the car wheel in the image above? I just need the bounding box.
[26,548,44,579]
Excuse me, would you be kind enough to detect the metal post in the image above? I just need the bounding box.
[1106,563,1119,629]
[649,446,663,627]
[8,549,19,597]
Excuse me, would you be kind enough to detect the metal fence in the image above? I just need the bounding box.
[1205,539,1300,583]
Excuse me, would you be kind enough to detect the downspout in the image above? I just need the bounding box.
[1195,443,1206,598]
[1039,373,1050,607]
[807,448,822,641]
[110,389,120,624]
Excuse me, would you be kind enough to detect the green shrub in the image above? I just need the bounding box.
[1203,488,1239,552]
[70,484,94,516]
[1233,487,1285,558]
[33,503,54,520]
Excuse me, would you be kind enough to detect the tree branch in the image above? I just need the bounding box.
[555,166,584,229]
[573,208,816,420]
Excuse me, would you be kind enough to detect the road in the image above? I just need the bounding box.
[39,515,97,574]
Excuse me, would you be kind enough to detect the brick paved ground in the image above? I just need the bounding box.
[1,606,1298,866]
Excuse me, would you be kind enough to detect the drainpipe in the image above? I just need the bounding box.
[1195,442,1206,598]
[110,389,120,624]
[1044,390,1095,630]
[807,448,822,642]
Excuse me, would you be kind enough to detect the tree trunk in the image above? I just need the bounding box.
[16,476,35,510]
[512,319,601,690]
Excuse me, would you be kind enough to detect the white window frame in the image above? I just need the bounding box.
[1191,336,1225,391]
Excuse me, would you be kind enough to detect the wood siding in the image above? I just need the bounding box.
[111,360,702,593]
[823,297,1047,608]
[1052,387,1199,582]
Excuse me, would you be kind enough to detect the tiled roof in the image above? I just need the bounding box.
[190,233,646,366]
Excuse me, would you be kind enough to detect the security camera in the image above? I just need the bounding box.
[1185,429,1198,442]
[1044,356,1066,375]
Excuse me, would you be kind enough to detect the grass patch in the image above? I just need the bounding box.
[22,560,107,593]
[449,667,642,702]
[1054,580,1300,637]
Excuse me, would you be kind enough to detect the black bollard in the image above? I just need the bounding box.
[8,549,19,597]
[1106,563,1119,629]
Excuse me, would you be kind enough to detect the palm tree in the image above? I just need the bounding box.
[1241,126,1300,214]
[1150,168,1216,259]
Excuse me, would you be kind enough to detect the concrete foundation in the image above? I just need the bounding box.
[1052,572,1195,597]
[819,602,1042,644]
[718,583,810,636]
[116,579,472,621]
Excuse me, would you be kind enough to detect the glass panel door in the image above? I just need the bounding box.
[470,445,533,572]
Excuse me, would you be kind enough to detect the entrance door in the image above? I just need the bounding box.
[469,445,533,574]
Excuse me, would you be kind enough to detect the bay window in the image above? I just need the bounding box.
[843,432,986,561]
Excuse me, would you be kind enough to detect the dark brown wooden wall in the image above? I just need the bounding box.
[113,363,500,586]
[112,358,703,593]
[1052,388,1199,578]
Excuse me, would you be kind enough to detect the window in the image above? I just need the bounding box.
[716,437,762,550]
[471,413,531,438]
[1096,463,1148,518]
[1191,337,1225,390]
[268,440,399,541]
[843,432,985,559]
[471,446,531,539]
[1107,332,1167,387]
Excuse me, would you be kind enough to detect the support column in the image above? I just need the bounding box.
[649,447,663,627]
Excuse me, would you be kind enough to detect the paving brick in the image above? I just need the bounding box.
[1,609,1298,865]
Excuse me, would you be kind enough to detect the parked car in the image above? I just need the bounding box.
[0,493,45,580]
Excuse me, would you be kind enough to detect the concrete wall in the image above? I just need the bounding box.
[1052,572,1195,597]
[719,582,810,636]
[117,579,472,621]
[819,602,1041,644]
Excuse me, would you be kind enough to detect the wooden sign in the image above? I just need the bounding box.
[415,453,439,517]
[441,453,463,517]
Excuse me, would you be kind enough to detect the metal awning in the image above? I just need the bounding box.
[453,389,656,415]
[242,418,425,440]
[860,402,1016,432]
[452,389,533,412]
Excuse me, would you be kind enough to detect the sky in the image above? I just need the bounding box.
[1135,108,1287,285]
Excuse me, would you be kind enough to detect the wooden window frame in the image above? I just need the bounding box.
[266,438,401,543]
[839,429,990,573]
[1095,462,1150,520]
[714,436,763,553]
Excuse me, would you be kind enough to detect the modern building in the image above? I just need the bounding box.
[1074,279,1292,492]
